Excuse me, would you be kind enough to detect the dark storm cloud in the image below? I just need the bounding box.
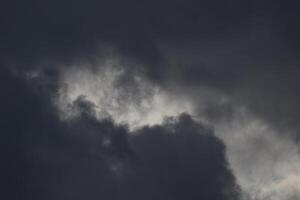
[0,69,240,200]
[131,114,240,200]
[2,1,300,199]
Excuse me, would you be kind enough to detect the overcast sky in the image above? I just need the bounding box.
[1,1,300,200]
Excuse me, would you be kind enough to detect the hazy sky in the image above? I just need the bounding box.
[1,1,300,200]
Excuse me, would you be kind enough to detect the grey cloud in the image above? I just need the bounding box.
[2,1,300,199]
[0,68,240,200]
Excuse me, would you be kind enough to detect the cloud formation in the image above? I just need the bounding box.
[0,68,240,200]
[2,1,300,199]
[55,58,193,129]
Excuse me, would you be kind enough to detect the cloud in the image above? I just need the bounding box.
[2,1,300,199]
[130,114,240,200]
[55,59,193,129]
[0,68,240,200]
[209,107,300,199]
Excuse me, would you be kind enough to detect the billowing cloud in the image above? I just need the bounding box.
[2,1,300,200]
[55,58,193,129]
[0,68,240,200]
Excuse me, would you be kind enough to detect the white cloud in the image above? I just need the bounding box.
[55,59,193,130]
[210,108,300,200]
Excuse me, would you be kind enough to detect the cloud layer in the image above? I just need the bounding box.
[0,68,240,200]
[2,1,300,199]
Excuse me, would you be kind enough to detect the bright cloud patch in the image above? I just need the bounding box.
[55,60,193,130]
[211,108,300,200]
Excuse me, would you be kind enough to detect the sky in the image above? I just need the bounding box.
[1,1,300,200]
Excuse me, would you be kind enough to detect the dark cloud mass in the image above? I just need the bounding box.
[0,68,239,199]
[2,0,300,199]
